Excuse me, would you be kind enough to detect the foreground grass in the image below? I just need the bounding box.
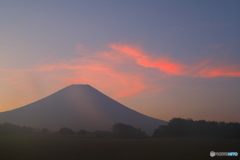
[0,134,239,160]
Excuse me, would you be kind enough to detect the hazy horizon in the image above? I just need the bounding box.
[1,1,240,123]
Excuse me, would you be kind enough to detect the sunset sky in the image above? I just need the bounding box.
[1,0,240,122]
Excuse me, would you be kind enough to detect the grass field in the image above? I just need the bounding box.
[0,134,239,160]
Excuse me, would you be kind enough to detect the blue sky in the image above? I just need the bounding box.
[0,0,240,122]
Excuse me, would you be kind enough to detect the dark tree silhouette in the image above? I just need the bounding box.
[78,129,87,136]
[112,123,148,139]
[59,127,74,135]
[152,118,240,139]
[0,123,33,135]
[94,130,112,138]
[42,128,50,133]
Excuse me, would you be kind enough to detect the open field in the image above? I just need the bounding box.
[0,134,239,160]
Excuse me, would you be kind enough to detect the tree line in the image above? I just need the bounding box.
[53,123,148,139]
[152,118,240,139]
[1,118,240,139]
[0,123,33,134]
[0,122,148,139]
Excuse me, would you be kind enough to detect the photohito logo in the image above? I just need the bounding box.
[210,151,215,157]
[210,151,238,157]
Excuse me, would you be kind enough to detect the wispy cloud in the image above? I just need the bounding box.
[196,66,240,77]
[1,43,240,100]
[0,51,147,98]
[110,43,240,78]
[109,44,187,75]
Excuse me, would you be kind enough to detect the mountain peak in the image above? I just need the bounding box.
[60,84,94,93]
[70,84,90,86]
[67,84,91,88]
[0,85,167,135]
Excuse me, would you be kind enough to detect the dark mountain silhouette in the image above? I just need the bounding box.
[0,84,167,135]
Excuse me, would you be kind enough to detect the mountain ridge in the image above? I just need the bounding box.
[0,84,167,135]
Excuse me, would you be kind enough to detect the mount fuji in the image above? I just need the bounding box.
[0,84,167,135]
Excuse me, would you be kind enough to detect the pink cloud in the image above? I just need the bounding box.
[0,54,147,98]
[109,43,240,78]
[196,66,240,77]
[109,44,187,75]
[1,43,240,101]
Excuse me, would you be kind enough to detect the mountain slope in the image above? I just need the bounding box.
[0,84,167,135]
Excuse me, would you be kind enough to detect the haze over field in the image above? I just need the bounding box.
[0,1,240,123]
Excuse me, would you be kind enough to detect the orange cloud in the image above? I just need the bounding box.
[196,66,240,77]
[110,43,240,78]
[58,62,147,98]
[1,42,240,103]
[109,44,187,75]
[0,55,147,99]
